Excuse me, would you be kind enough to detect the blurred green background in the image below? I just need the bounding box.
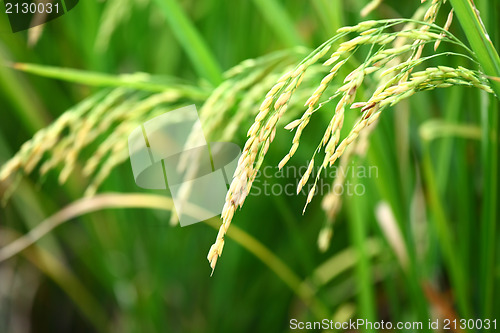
[0,0,499,332]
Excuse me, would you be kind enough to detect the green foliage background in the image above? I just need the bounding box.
[0,0,499,332]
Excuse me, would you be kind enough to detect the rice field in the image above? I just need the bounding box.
[0,0,499,332]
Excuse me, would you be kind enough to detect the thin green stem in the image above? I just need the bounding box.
[346,165,376,330]
[476,0,499,321]
[435,87,464,192]
[421,142,472,318]
[479,92,498,319]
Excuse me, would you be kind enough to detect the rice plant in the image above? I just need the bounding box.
[0,0,499,332]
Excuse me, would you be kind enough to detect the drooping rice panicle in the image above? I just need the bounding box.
[207,10,493,271]
[207,41,341,272]
[0,88,199,198]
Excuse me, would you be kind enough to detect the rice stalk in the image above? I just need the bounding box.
[319,0,459,250]
[0,50,319,202]
[0,89,190,199]
[207,15,493,271]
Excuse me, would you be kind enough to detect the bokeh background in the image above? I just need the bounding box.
[0,0,499,332]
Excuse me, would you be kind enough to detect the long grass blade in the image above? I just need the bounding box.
[251,0,304,47]
[152,0,223,85]
[449,0,500,98]
[12,62,208,99]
